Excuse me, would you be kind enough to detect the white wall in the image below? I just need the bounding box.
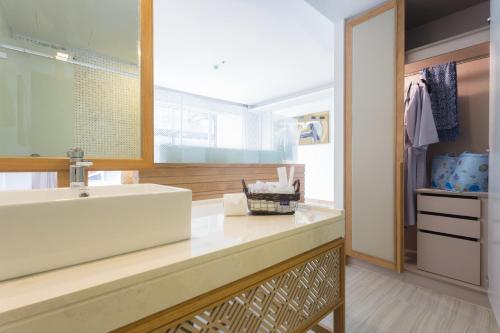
[259,89,334,202]
[489,0,500,324]
[297,144,334,201]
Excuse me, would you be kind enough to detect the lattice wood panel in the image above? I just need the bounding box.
[152,247,341,333]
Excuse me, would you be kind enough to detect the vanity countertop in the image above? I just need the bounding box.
[0,200,344,333]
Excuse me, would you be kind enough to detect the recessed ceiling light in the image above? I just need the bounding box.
[55,52,69,61]
[213,60,227,70]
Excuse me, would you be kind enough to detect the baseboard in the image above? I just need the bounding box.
[348,257,491,308]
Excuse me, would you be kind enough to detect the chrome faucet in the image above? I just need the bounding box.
[67,148,93,197]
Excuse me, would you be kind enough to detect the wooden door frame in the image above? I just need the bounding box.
[344,0,405,272]
[0,0,154,175]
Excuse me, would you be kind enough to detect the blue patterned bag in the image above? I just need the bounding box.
[431,154,458,190]
[445,152,489,192]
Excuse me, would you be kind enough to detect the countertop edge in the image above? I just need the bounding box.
[0,208,344,330]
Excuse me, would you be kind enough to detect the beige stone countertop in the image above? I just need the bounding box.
[0,200,344,333]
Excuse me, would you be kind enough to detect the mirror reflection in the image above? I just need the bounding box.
[0,0,141,158]
[153,0,334,166]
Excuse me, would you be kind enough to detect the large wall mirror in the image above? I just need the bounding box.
[152,1,334,168]
[0,0,153,170]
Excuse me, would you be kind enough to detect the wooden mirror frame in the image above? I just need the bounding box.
[0,0,154,173]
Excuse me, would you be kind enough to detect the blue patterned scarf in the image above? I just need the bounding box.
[422,62,459,141]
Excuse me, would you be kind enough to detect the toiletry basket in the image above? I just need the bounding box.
[242,179,301,215]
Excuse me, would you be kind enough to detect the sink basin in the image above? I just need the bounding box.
[0,184,192,281]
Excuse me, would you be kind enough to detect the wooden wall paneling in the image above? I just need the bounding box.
[139,164,305,201]
[57,171,70,188]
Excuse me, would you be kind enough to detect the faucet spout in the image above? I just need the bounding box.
[67,148,93,195]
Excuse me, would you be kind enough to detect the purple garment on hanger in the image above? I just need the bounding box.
[404,82,439,226]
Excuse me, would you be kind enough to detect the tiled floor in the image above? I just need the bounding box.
[318,265,500,333]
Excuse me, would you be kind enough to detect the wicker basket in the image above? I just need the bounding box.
[242,179,301,215]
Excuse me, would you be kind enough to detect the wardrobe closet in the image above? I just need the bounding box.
[403,43,490,288]
[345,0,491,292]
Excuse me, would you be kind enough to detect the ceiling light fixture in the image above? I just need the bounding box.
[55,52,69,61]
[213,60,226,70]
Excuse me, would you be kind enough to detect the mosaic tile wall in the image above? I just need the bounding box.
[5,34,141,159]
[74,52,140,159]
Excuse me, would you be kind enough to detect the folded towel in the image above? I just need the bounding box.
[422,62,459,141]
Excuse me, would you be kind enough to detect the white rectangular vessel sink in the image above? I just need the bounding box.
[0,184,192,281]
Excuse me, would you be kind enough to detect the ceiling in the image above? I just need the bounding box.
[0,0,139,63]
[406,0,489,29]
[154,0,334,105]
[305,0,388,23]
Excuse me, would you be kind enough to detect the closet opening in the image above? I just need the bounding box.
[403,0,490,291]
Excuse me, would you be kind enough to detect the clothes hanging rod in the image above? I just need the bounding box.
[404,54,490,77]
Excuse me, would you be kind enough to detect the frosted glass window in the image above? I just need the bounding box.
[216,112,243,149]
[181,108,212,147]
[153,88,292,164]
[0,172,57,190]
[88,171,123,186]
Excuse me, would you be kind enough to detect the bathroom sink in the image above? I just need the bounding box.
[0,184,192,281]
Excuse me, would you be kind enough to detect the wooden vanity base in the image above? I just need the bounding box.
[113,239,345,333]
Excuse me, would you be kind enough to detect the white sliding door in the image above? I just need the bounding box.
[345,0,404,271]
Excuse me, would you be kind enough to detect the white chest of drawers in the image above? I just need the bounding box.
[416,188,488,286]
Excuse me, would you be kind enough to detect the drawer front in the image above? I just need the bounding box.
[417,195,481,218]
[417,213,480,239]
[417,231,480,285]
